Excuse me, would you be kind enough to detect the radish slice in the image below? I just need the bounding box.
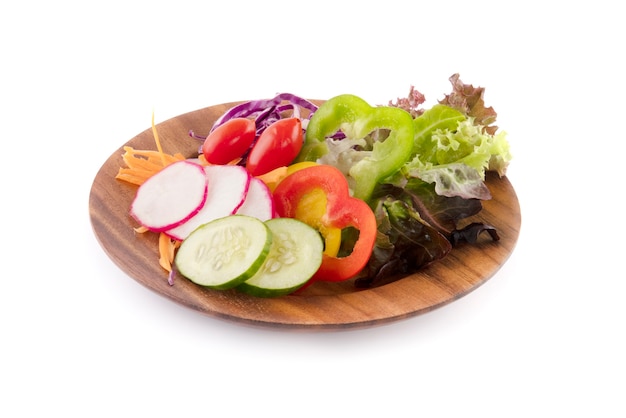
[165,164,251,240]
[130,160,208,232]
[235,177,275,221]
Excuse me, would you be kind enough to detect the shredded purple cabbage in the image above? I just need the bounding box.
[189,93,318,143]
[213,93,318,130]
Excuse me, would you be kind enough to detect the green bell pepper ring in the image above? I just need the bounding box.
[300,94,415,202]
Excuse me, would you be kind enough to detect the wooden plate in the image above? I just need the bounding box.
[89,101,521,330]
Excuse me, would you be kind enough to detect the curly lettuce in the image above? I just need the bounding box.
[392,104,511,200]
[439,72,499,135]
[384,74,512,201]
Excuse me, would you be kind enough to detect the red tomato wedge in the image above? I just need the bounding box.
[202,118,256,165]
[246,117,303,176]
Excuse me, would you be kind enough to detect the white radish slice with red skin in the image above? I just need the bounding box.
[235,177,275,221]
[165,164,251,241]
[130,160,208,232]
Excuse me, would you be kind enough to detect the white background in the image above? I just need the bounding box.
[2,1,624,416]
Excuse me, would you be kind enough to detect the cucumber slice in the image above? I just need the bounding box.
[238,218,324,298]
[174,215,272,289]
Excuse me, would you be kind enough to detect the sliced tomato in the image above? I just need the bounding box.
[246,118,303,176]
[202,118,256,165]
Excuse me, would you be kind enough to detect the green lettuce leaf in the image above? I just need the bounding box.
[414,162,492,200]
[412,104,466,162]
[402,115,511,199]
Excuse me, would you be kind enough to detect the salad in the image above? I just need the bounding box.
[116,74,512,297]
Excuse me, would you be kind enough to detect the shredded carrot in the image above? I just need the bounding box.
[158,233,181,272]
[116,146,186,182]
[115,172,148,186]
[134,225,149,234]
[115,111,187,187]
[152,111,168,167]
[116,141,187,188]
[121,146,185,163]
[197,153,210,166]
[122,151,167,172]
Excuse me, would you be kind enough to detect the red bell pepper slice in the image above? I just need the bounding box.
[272,165,377,282]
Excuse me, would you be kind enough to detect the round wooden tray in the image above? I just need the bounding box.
[89,101,521,330]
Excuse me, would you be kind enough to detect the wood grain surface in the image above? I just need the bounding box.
[89,101,521,330]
